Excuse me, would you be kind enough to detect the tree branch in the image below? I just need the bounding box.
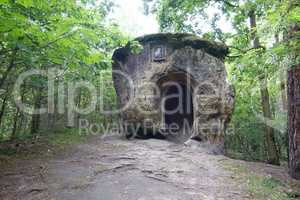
[228,45,266,53]
[215,0,239,8]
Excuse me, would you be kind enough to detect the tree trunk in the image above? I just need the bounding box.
[31,88,42,134]
[17,88,27,133]
[276,34,288,111]
[0,95,8,127]
[0,47,18,89]
[286,14,300,178]
[280,71,288,111]
[259,77,280,165]
[76,90,82,127]
[249,10,280,165]
[11,107,20,141]
[288,66,300,180]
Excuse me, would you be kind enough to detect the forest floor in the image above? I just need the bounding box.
[0,134,300,200]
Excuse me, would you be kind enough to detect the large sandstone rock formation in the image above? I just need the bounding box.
[112,33,234,153]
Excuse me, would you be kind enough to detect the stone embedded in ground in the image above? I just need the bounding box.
[112,33,235,153]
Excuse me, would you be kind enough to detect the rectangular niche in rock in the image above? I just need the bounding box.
[152,45,166,62]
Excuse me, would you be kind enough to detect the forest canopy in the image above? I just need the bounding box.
[0,0,130,140]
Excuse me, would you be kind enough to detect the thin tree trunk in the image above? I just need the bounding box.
[0,47,18,89]
[31,88,42,134]
[17,88,27,133]
[0,95,8,127]
[76,90,82,127]
[280,72,288,111]
[249,10,260,49]
[249,10,280,165]
[11,107,20,141]
[259,77,280,165]
[288,66,300,180]
[10,84,25,140]
[275,34,288,111]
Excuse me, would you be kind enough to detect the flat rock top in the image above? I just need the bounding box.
[113,33,229,61]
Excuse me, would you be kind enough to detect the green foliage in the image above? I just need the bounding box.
[0,0,128,141]
[247,175,291,199]
[223,162,297,199]
[129,40,144,54]
[48,128,86,147]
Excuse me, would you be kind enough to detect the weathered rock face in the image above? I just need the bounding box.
[112,33,234,153]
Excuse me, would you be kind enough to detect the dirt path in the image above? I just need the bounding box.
[0,136,250,200]
[0,136,297,200]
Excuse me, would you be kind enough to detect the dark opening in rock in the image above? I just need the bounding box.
[162,82,194,143]
[163,83,193,130]
[134,127,167,140]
